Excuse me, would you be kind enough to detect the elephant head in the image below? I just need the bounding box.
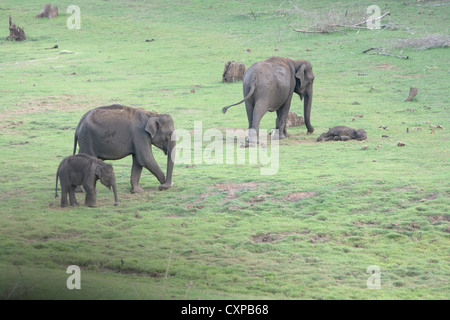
[95,161,119,206]
[293,60,315,134]
[355,129,367,141]
[145,114,176,190]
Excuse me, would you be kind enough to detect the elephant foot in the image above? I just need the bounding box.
[241,141,257,148]
[270,129,288,140]
[114,201,119,206]
[130,186,144,194]
[271,132,283,140]
[159,182,173,191]
[70,202,80,207]
[87,203,98,208]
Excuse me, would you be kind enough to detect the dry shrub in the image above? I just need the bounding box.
[290,4,376,33]
[393,34,450,50]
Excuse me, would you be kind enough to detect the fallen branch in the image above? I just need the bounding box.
[353,11,390,27]
[294,11,391,34]
[362,47,409,59]
[292,28,330,33]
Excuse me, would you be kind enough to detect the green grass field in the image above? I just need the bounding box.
[0,0,449,300]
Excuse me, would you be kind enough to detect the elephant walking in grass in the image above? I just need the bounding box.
[55,153,119,207]
[223,57,315,144]
[74,105,175,193]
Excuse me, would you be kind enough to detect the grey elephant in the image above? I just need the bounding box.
[55,153,119,207]
[316,126,367,141]
[74,104,175,193]
[222,57,315,143]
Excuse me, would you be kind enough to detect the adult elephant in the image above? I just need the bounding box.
[222,57,315,143]
[73,104,175,193]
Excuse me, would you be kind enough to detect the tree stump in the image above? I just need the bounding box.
[36,4,58,19]
[405,87,418,102]
[286,112,305,127]
[222,61,245,83]
[6,16,27,41]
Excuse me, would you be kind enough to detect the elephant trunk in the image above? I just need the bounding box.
[160,138,175,190]
[112,182,119,206]
[303,87,314,134]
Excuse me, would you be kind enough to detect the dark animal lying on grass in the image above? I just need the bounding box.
[317,126,367,142]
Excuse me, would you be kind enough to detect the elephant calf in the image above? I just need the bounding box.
[317,126,367,142]
[55,153,119,207]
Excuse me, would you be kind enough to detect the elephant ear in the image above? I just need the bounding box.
[295,63,307,93]
[145,117,159,139]
[95,163,104,178]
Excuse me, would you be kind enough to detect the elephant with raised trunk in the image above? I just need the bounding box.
[74,104,175,193]
[222,57,315,144]
[55,153,119,207]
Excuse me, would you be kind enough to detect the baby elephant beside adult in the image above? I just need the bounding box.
[316,126,367,142]
[73,104,175,193]
[223,57,315,144]
[55,153,119,207]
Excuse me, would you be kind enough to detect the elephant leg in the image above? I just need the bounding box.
[83,184,97,207]
[68,185,79,206]
[318,133,333,141]
[130,155,144,193]
[275,100,292,140]
[131,153,166,193]
[142,156,166,185]
[248,102,267,145]
[61,185,69,207]
[245,100,254,131]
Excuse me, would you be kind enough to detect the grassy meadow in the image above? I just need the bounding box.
[0,0,449,300]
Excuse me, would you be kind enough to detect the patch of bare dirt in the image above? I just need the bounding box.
[392,74,425,78]
[3,94,111,116]
[183,183,265,209]
[279,137,317,146]
[210,182,265,200]
[428,215,450,224]
[420,192,439,202]
[245,194,267,204]
[251,231,309,243]
[309,233,330,244]
[252,233,276,243]
[283,191,316,202]
[0,120,25,135]
[393,186,412,192]
[387,222,422,232]
[375,63,396,71]
[353,221,380,227]
[184,192,216,210]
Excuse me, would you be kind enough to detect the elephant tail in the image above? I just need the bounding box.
[73,132,78,155]
[55,169,59,198]
[222,82,256,114]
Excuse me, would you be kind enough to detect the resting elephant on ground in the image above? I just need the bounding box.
[74,104,175,193]
[222,57,315,144]
[316,126,367,142]
[55,153,119,207]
